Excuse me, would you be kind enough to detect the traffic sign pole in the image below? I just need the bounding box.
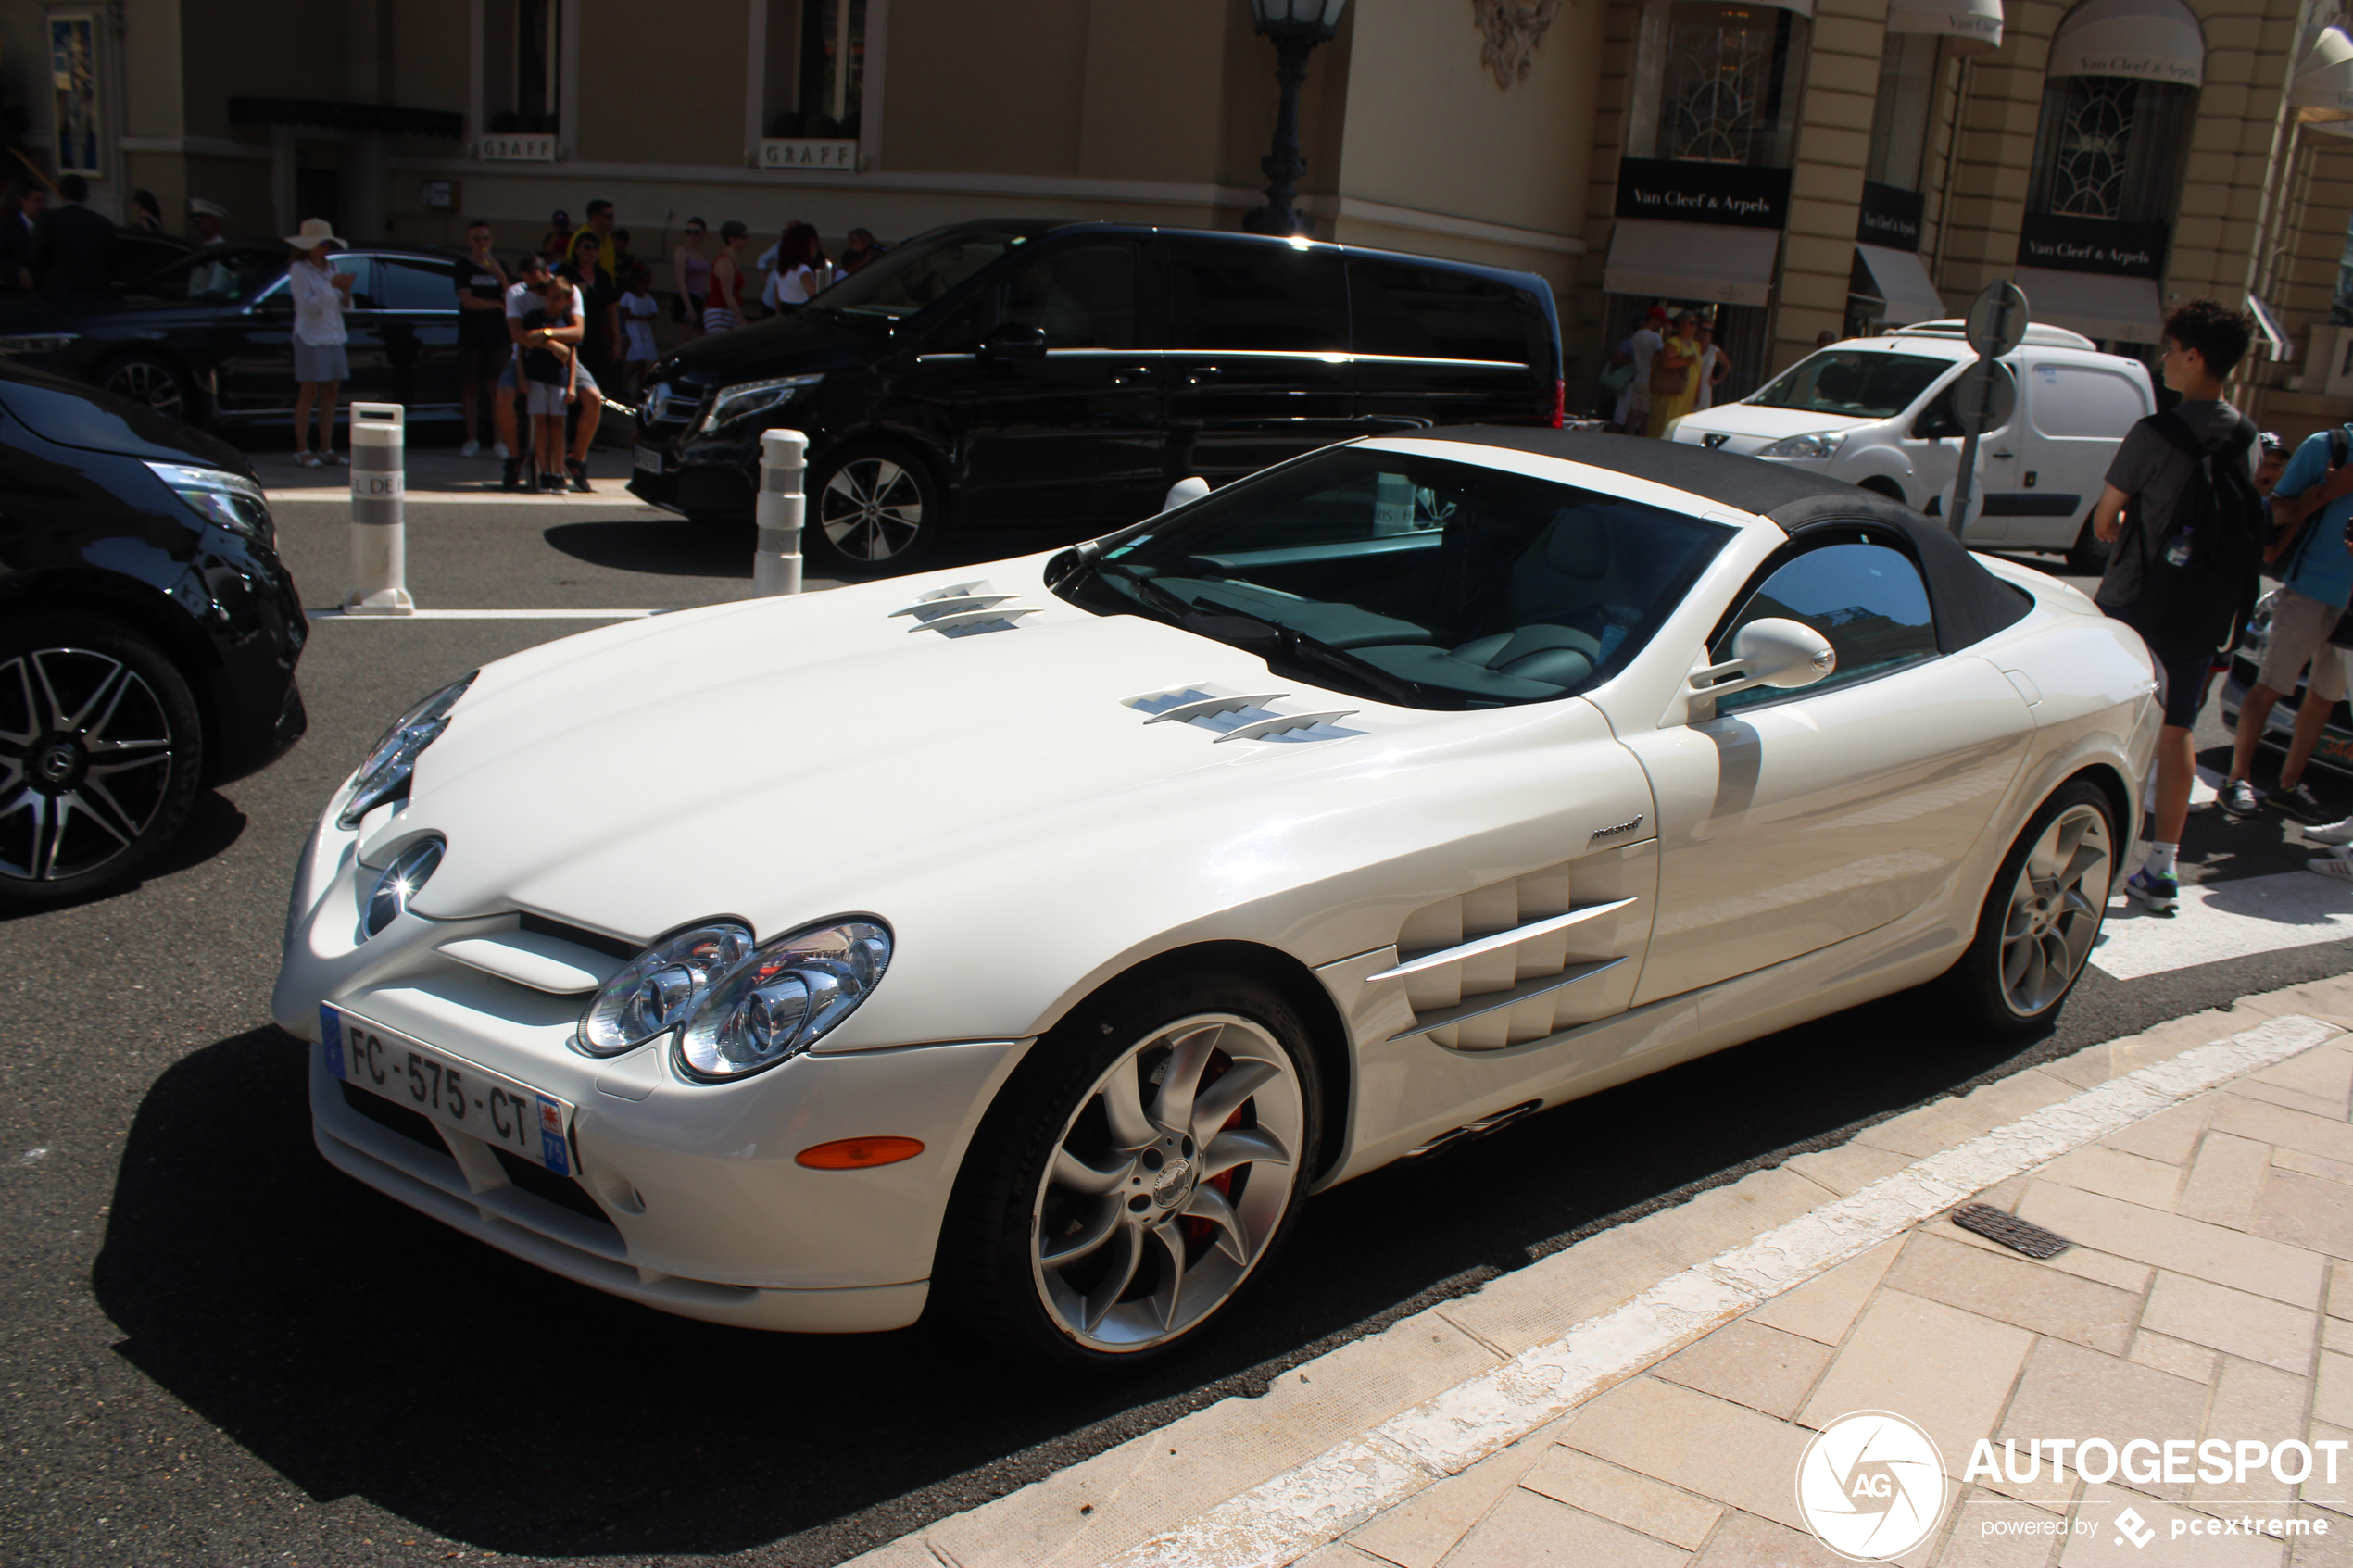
[1947,282,2031,541]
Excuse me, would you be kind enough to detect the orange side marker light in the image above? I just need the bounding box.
[796,1135,925,1170]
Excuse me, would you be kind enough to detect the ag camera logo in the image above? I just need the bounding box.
[1796,1411,1949,1562]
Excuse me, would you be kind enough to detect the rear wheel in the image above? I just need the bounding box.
[97,351,196,423]
[1942,779,2115,1034]
[939,971,1319,1370]
[808,443,941,577]
[0,619,203,908]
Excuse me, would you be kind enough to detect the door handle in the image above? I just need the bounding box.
[1991,451,2015,459]
[1111,366,1154,384]
[1189,364,1222,379]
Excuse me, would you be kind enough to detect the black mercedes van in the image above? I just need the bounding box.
[627,220,1564,575]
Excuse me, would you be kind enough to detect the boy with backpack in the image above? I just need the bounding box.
[2088,299,2263,913]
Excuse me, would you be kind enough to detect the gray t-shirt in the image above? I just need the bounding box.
[2095,398,2256,608]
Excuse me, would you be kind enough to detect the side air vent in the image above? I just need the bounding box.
[1385,855,1643,1050]
[891,580,1043,636]
[1125,683,1360,745]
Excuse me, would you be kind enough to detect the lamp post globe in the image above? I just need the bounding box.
[1242,0,1349,237]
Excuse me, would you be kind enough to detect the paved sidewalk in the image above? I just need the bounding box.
[857,977,2353,1568]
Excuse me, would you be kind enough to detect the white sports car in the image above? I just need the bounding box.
[273,431,2158,1368]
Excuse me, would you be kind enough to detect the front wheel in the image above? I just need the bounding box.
[97,351,196,423]
[1942,779,2116,1034]
[807,443,942,577]
[938,972,1320,1370]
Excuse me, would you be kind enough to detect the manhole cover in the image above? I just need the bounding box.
[1950,1202,2071,1260]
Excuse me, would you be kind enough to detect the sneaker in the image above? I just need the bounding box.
[537,470,567,493]
[567,458,592,494]
[2220,778,2265,817]
[2309,848,2353,884]
[493,441,511,460]
[2124,865,2180,914]
[501,458,523,492]
[2306,815,2353,847]
[2271,782,2333,825]
[459,439,480,458]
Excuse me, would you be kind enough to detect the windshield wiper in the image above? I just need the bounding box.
[1181,594,1436,709]
[1054,543,1194,624]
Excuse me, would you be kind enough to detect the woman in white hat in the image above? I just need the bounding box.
[285,217,353,467]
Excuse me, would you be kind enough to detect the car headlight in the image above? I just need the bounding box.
[145,461,275,548]
[698,373,824,433]
[338,671,477,830]
[576,922,756,1057]
[0,332,78,357]
[362,835,445,938]
[1755,432,1846,460]
[677,919,892,1080]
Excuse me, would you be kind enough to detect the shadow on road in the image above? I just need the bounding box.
[544,518,756,580]
[86,983,2090,1564]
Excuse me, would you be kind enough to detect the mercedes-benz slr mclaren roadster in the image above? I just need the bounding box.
[274,430,2159,1369]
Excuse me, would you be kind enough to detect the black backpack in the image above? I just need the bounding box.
[2126,408,2265,658]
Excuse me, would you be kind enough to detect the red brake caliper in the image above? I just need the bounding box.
[1185,1053,1241,1247]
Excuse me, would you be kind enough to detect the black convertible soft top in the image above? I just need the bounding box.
[1423,427,2032,653]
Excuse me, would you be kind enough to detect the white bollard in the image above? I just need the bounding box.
[342,402,415,615]
[753,428,807,596]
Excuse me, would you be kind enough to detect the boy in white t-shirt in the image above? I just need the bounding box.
[619,264,660,403]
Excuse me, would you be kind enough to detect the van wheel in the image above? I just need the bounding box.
[1940,780,2115,1035]
[2065,518,2111,576]
[808,442,941,578]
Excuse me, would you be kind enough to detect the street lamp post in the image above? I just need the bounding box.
[1242,0,1349,237]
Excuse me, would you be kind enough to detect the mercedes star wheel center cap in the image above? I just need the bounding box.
[33,740,81,788]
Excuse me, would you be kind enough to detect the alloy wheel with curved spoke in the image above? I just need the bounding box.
[1997,802,2111,1017]
[1030,1013,1304,1353]
[0,646,176,884]
[819,458,926,563]
[103,359,185,420]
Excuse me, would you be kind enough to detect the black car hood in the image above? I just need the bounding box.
[658,307,887,384]
[0,358,250,472]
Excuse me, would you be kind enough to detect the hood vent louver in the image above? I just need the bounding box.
[891,580,1043,636]
[1124,684,1361,745]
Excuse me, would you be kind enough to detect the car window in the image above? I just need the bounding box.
[1056,446,1734,709]
[1168,238,1346,353]
[1913,363,2015,440]
[925,243,1139,350]
[1749,351,1952,420]
[2026,362,2146,438]
[1711,539,1938,712]
[1349,259,1542,366]
[377,257,457,311]
[815,223,1038,318]
[331,255,381,308]
[121,247,283,303]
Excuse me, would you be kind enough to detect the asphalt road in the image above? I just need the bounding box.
[4,503,2349,1568]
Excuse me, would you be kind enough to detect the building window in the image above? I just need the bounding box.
[2025,76,2194,225]
[46,11,102,176]
[767,0,865,138]
[1629,2,1808,168]
[482,0,560,134]
[1865,31,1940,191]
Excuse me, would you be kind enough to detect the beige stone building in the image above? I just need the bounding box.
[4,0,2350,435]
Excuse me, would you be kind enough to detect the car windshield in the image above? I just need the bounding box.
[1746,351,1950,420]
[124,247,285,304]
[1053,447,1735,709]
[812,225,1039,318]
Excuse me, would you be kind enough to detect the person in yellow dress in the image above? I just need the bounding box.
[1646,310,1701,438]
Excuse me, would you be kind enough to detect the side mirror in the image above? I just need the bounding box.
[1687,618,1837,706]
[1162,476,1210,513]
[980,322,1047,361]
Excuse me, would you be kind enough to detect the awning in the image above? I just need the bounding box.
[2012,267,2164,342]
[1856,245,1947,323]
[1603,219,1780,307]
[2248,294,2292,359]
[1886,0,2002,52]
[2045,0,2204,87]
[2291,27,2353,123]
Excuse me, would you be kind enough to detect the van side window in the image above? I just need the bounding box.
[926,244,1140,352]
[1350,259,1541,368]
[1710,540,1938,711]
[1168,239,1345,352]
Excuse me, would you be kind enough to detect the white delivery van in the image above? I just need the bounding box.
[1669,320,2158,571]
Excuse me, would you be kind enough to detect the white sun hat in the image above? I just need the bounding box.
[283,217,343,250]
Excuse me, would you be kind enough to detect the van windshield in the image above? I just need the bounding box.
[1747,351,1951,420]
[812,225,1041,319]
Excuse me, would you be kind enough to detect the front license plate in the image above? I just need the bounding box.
[322,1006,575,1174]
[632,444,665,474]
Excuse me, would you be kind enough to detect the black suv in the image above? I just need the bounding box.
[628,220,1563,574]
[0,358,306,906]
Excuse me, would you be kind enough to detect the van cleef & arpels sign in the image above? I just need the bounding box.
[1614,158,1792,231]
[2015,213,2168,280]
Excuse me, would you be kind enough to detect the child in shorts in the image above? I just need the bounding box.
[620,263,660,404]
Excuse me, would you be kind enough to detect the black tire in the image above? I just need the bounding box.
[2065,517,2111,576]
[1941,779,2117,1035]
[0,618,204,909]
[806,441,943,578]
[937,970,1323,1372]
[96,351,197,424]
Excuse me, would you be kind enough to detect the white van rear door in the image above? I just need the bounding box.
[1994,358,2153,550]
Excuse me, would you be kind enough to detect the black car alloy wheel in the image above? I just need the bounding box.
[98,352,194,423]
[812,444,940,575]
[0,620,202,906]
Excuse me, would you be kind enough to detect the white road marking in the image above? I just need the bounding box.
[1093,1016,2340,1568]
[2093,870,2353,980]
[306,608,658,621]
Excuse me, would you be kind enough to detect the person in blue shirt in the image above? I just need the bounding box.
[2220,427,2353,827]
